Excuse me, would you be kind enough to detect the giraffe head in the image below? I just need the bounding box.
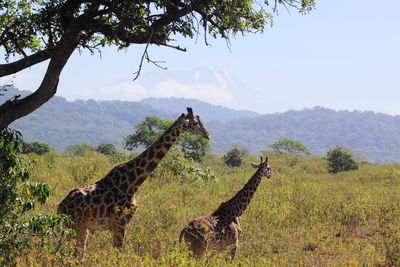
[250,156,272,178]
[178,107,210,140]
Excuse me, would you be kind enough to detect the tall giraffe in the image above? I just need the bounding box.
[179,157,272,260]
[58,108,210,258]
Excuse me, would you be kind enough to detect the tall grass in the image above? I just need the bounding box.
[17,152,400,266]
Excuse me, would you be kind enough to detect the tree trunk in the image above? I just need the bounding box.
[0,45,76,131]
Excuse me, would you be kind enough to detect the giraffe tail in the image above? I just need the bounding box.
[179,228,186,243]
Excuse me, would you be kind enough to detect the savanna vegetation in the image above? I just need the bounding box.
[5,134,400,266]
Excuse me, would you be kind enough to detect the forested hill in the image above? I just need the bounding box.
[2,88,259,150]
[1,87,167,150]
[3,88,400,162]
[209,106,400,163]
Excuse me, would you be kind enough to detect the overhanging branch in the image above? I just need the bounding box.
[0,49,54,77]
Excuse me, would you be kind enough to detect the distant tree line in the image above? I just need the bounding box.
[19,129,361,175]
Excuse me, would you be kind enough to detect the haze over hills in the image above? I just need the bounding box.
[3,87,400,163]
[140,97,259,122]
[70,68,297,114]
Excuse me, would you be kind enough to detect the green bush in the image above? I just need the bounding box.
[22,141,50,155]
[0,129,73,266]
[327,146,359,174]
[96,143,118,156]
[223,148,244,167]
[154,151,216,182]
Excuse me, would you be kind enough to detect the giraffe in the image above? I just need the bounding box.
[57,107,210,259]
[179,157,272,260]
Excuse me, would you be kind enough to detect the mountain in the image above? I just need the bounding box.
[77,68,296,114]
[3,88,400,162]
[3,87,258,150]
[140,97,259,122]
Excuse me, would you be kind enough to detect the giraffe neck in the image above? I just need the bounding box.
[97,117,183,194]
[212,168,264,221]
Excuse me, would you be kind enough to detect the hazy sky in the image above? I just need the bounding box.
[2,0,400,115]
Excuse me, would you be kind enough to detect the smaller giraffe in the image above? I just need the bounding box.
[179,157,272,260]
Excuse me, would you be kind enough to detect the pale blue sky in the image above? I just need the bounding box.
[3,0,400,114]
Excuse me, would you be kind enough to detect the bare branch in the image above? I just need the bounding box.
[159,43,187,52]
[132,30,155,82]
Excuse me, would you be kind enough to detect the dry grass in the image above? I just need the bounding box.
[16,152,400,266]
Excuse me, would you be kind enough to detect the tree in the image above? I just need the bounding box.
[0,0,315,131]
[179,133,210,162]
[0,129,73,265]
[96,143,118,156]
[124,116,171,149]
[326,146,359,174]
[223,147,244,167]
[22,141,50,155]
[124,115,210,161]
[269,138,311,155]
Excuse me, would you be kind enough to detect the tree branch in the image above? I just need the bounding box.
[0,12,85,130]
[133,30,167,82]
[0,49,54,77]
[0,48,72,131]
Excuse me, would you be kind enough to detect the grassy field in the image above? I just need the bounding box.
[16,151,400,266]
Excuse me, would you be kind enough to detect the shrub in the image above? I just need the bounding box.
[0,129,73,266]
[327,146,359,174]
[66,151,111,184]
[223,148,244,167]
[64,144,95,156]
[96,143,118,156]
[154,151,217,182]
[22,141,50,155]
[96,144,131,163]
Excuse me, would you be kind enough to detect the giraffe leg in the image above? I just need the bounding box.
[75,227,89,260]
[230,245,238,261]
[112,225,127,251]
[192,243,206,259]
[230,234,240,261]
[235,217,242,234]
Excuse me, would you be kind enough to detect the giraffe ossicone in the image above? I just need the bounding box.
[179,156,272,260]
[57,107,210,259]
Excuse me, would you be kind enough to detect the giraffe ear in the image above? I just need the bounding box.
[250,163,259,169]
